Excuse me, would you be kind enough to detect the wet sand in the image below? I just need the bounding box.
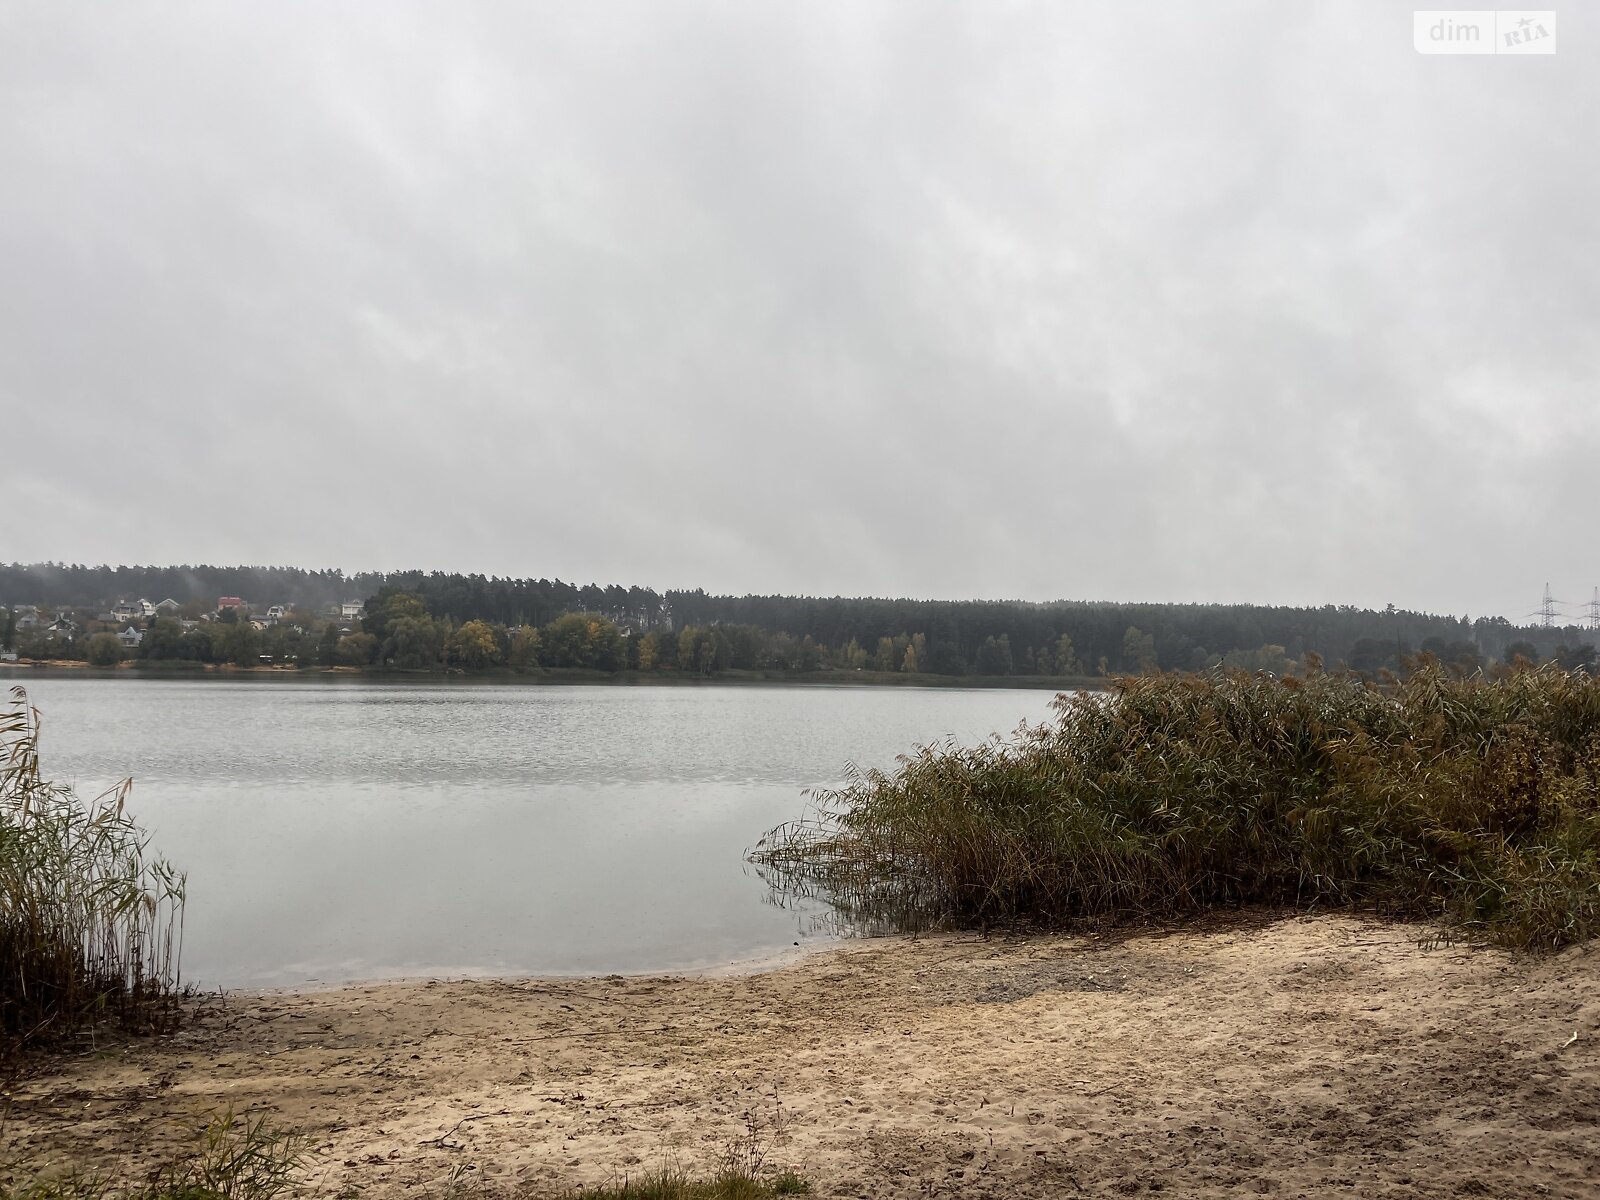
[6,914,1597,1197]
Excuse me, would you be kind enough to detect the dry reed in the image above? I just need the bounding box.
[0,686,185,1058]
[754,663,1600,948]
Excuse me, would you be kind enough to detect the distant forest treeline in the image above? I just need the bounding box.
[4,562,1597,677]
[0,563,387,612]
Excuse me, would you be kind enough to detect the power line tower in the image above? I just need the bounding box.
[1539,582,1559,628]
[1586,587,1600,631]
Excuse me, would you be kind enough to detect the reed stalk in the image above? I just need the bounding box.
[0,686,186,1058]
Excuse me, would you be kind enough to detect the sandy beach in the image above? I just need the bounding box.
[5,914,1597,1198]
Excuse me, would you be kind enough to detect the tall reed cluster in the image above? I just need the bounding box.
[0,687,185,1057]
[754,663,1600,948]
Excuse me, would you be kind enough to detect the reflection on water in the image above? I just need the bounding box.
[5,673,1054,987]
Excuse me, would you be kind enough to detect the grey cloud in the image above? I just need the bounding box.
[1,1,1595,621]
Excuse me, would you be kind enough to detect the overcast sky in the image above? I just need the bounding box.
[2,3,1594,620]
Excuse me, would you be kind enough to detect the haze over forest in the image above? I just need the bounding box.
[2,3,1596,619]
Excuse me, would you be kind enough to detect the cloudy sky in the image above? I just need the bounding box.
[2,3,1594,620]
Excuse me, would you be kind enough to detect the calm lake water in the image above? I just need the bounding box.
[5,673,1058,988]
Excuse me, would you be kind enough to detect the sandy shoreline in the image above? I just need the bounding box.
[5,914,1597,1198]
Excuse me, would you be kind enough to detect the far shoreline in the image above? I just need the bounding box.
[0,660,1109,691]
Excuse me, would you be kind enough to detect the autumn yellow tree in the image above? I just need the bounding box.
[446,619,501,669]
[1051,632,1079,675]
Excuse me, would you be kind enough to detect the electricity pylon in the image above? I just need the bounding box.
[1539,583,1559,628]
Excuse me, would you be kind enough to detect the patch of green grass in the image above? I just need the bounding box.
[564,1169,808,1200]
[2,1108,304,1200]
[555,1105,809,1200]
[755,662,1600,949]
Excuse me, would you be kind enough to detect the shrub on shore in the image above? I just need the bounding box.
[0,687,185,1058]
[754,663,1600,948]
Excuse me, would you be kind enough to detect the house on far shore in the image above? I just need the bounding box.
[341,600,365,621]
[248,604,289,631]
[155,598,182,614]
[217,596,247,613]
[117,625,144,649]
[13,607,42,631]
[111,600,145,624]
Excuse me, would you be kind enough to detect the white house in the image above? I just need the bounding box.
[341,600,365,621]
[111,600,144,623]
[155,598,182,613]
[117,625,144,649]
